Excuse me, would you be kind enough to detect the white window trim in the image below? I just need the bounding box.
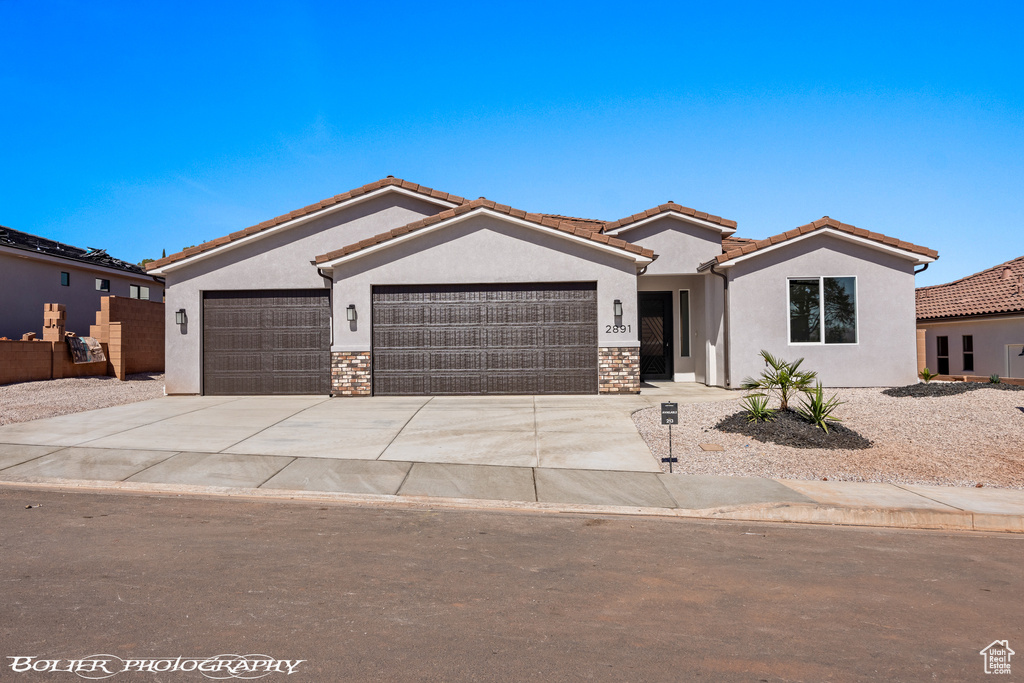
[786,276,859,346]
[678,289,691,358]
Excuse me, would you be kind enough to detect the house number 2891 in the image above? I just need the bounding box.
[605,324,632,333]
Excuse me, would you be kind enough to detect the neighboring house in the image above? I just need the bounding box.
[917,256,1024,379]
[147,177,937,396]
[0,226,165,339]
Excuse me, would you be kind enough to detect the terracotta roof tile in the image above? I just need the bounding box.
[146,177,467,271]
[707,216,938,267]
[314,199,656,265]
[917,255,1024,320]
[603,202,738,232]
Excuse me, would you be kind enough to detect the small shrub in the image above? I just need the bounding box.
[741,394,775,423]
[796,382,844,433]
[919,367,937,383]
[990,374,1001,384]
[740,350,817,411]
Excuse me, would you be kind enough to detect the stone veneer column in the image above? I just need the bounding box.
[331,351,371,396]
[598,347,640,394]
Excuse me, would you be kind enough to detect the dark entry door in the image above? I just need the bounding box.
[203,290,331,395]
[638,291,673,380]
[372,283,598,395]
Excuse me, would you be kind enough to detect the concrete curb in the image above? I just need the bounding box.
[2,476,1021,534]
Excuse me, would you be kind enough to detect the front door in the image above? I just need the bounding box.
[638,291,673,380]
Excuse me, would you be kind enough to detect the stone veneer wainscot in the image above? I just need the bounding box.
[598,347,640,394]
[331,351,371,396]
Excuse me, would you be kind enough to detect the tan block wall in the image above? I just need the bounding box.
[52,341,108,379]
[916,328,926,374]
[101,297,164,376]
[0,341,54,385]
[599,347,640,394]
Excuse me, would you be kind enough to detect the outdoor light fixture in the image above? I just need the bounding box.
[175,309,187,325]
[346,304,356,322]
[613,300,623,317]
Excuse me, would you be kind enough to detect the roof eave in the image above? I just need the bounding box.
[147,185,460,276]
[315,207,654,270]
[604,211,737,237]
[711,228,938,269]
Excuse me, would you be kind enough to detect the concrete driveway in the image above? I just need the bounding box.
[0,384,733,474]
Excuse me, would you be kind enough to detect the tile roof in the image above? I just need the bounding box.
[0,224,156,277]
[315,198,656,265]
[146,177,465,272]
[603,202,738,233]
[721,236,755,251]
[704,216,938,267]
[916,255,1024,320]
[540,214,607,230]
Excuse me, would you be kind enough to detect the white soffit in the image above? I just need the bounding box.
[605,211,737,236]
[317,208,654,269]
[148,186,459,275]
[715,228,936,268]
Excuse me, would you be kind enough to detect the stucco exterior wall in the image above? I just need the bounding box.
[612,217,724,275]
[919,316,1024,378]
[161,193,445,394]
[0,249,163,339]
[328,214,641,352]
[727,235,919,387]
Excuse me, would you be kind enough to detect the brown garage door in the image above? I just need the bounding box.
[372,283,598,395]
[203,290,330,395]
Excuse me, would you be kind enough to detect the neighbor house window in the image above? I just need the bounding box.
[60,272,70,286]
[95,278,110,292]
[129,285,150,300]
[962,335,974,372]
[788,277,857,344]
[937,336,949,375]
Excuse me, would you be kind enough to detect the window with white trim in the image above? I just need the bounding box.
[788,277,857,344]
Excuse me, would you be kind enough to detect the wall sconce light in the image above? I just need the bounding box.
[346,304,357,322]
[175,309,187,325]
[613,300,623,317]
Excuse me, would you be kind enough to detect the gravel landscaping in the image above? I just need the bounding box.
[0,373,165,425]
[634,384,1024,489]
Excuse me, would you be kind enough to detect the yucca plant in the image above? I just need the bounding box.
[741,394,775,423]
[796,382,845,433]
[990,374,1001,384]
[919,367,937,383]
[740,350,817,411]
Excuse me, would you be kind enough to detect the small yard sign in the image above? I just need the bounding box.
[660,402,679,472]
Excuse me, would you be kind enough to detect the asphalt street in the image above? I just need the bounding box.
[1,487,1021,682]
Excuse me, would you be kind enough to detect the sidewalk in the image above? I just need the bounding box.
[2,444,1022,533]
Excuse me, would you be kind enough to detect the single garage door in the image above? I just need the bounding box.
[372,283,598,395]
[203,290,330,395]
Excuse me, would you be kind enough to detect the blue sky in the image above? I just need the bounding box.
[1,0,1021,286]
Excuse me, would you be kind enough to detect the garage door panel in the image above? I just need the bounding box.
[203,290,329,396]
[372,283,597,396]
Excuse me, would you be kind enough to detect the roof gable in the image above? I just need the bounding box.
[146,177,464,274]
[315,198,655,267]
[700,216,938,270]
[917,255,1024,320]
[603,203,738,235]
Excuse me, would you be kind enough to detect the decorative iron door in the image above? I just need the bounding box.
[638,291,673,380]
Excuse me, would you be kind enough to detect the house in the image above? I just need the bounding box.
[0,225,165,339]
[917,256,1024,379]
[146,177,937,396]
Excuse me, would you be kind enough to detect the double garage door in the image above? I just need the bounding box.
[372,283,598,395]
[201,283,598,396]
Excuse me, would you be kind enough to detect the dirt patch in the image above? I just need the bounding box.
[715,409,872,450]
[633,386,1024,488]
[0,373,165,425]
